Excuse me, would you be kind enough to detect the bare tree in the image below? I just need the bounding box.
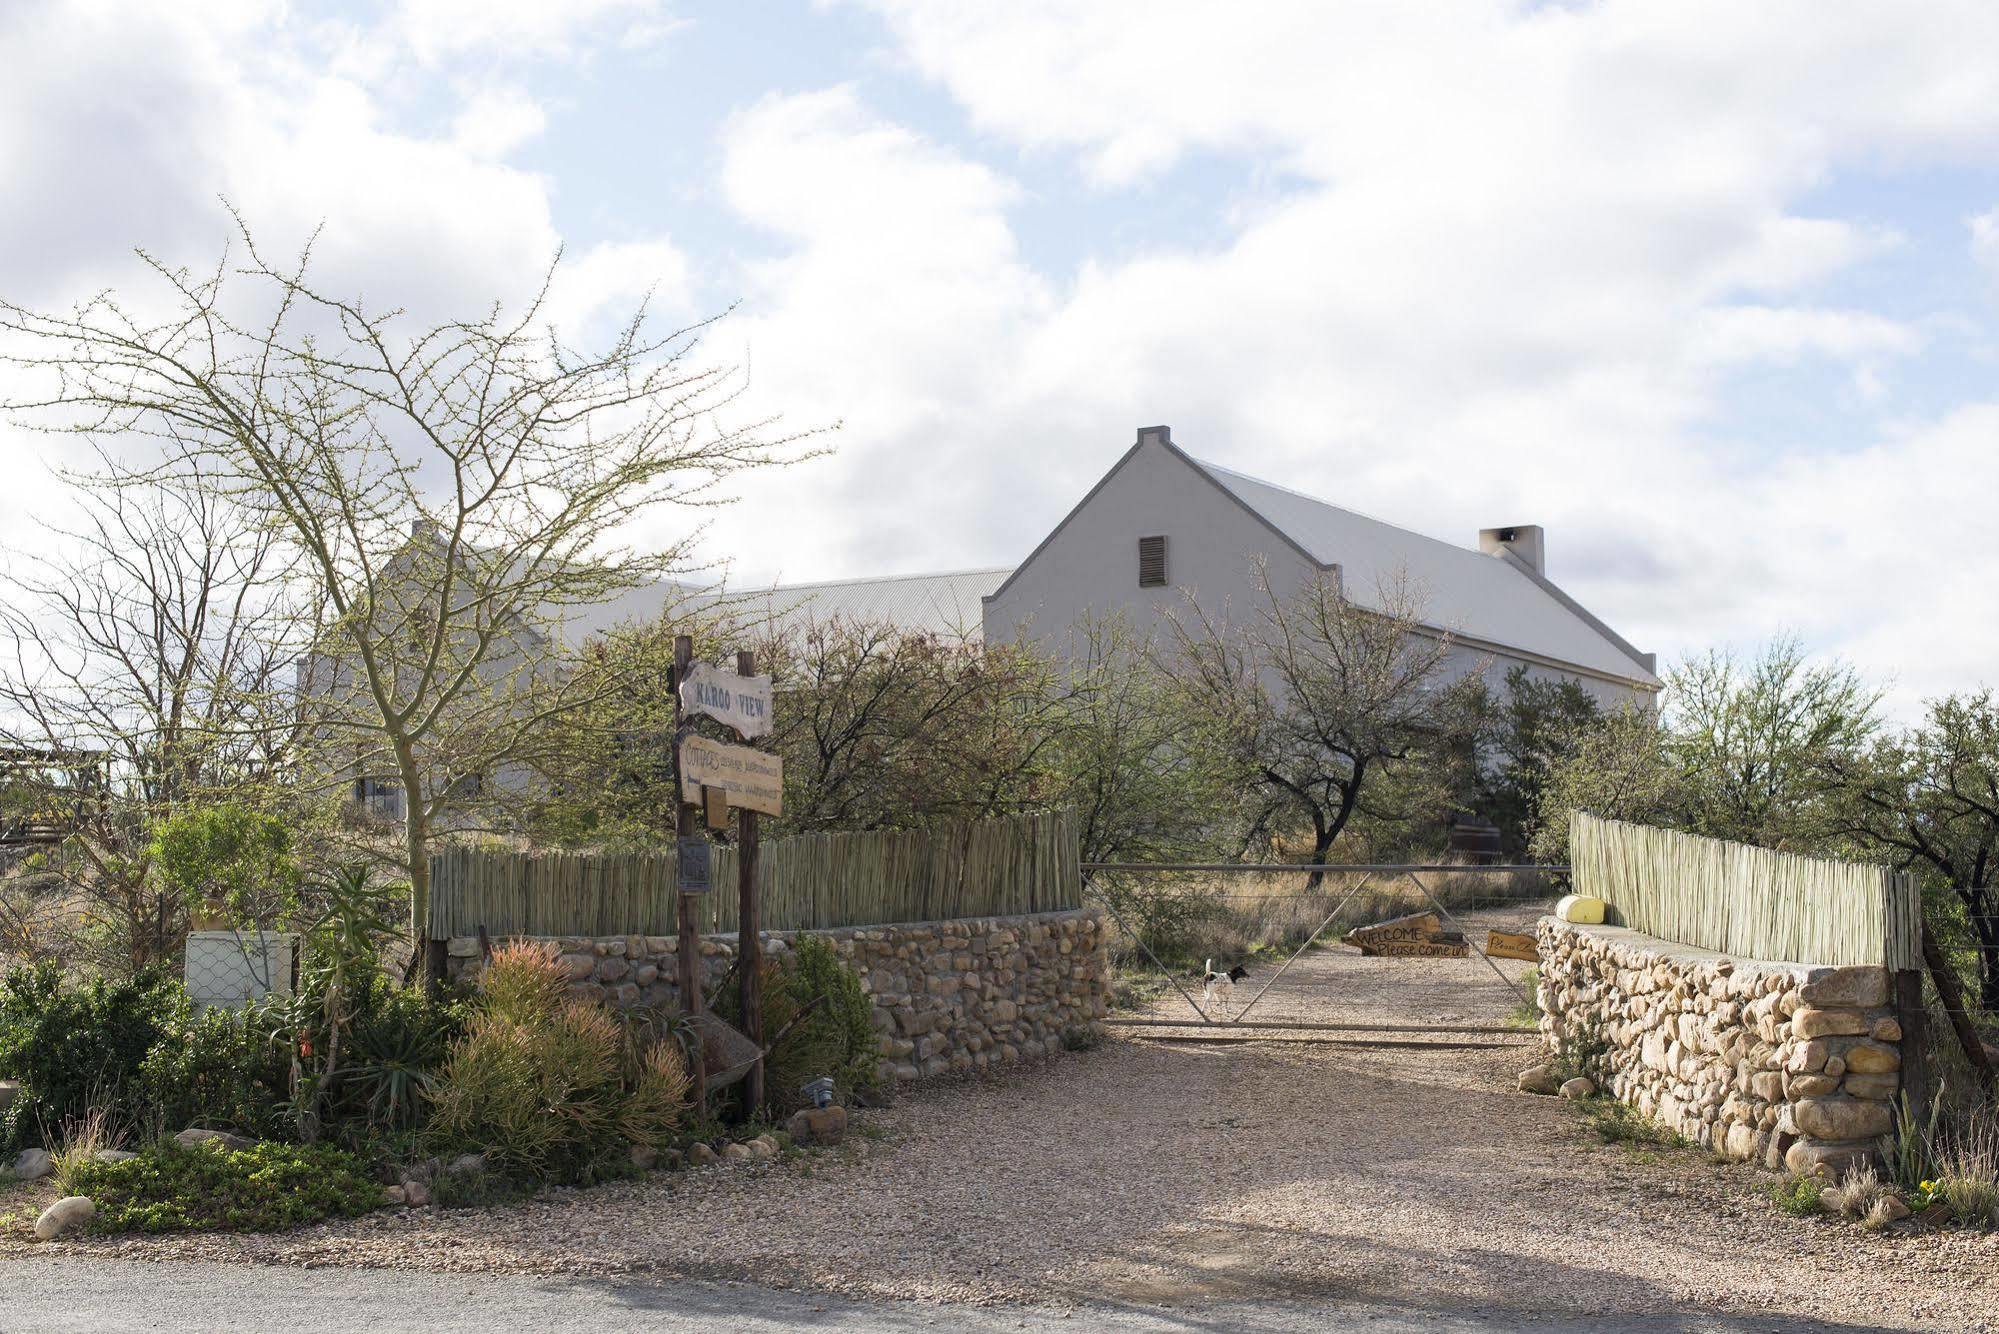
[1,220,809,972]
[0,442,313,969]
[1163,564,1476,875]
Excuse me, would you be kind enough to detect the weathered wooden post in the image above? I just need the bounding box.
[736,648,764,1115]
[672,633,707,1110]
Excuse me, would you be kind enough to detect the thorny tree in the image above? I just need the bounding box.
[1164,564,1477,879]
[1828,692,1999,1010]
[1,221,807,975]
[0,442,314,970]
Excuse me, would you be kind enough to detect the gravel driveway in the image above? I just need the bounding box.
[12,905,1999,1330]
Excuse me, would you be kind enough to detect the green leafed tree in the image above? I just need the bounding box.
[1,221,811,974]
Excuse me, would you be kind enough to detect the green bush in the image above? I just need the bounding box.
[719,934,878,1115]
[1771,1174,1825,1217]
[321,978,467,1140]
[67,1140,382,1234]
[426,944,690,1182]
[0,961,179,1151]
[138,1001,294,1143]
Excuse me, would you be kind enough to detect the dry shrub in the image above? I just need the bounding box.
[51,1106,121,1195]
[1826,1161,1894,1221]
[428,947,691,1183]
[619,1041,693,1150]
[1931,1112,1999,1228]
[476,941,568,1023]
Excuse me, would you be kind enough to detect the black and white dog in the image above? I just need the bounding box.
[1200,958,1250,1006]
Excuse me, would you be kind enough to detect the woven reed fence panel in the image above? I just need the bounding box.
[1570,812,1921,970]
[429,811,1081,939]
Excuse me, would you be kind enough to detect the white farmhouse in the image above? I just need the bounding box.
[979,425,1659,709]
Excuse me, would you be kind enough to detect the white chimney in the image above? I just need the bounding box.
[1480,524,1545,575]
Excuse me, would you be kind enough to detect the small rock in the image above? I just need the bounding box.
[444,1152,486,1177]
[1872,1195,1912,1225]
[746,1135,779,1160]
[174,1127,252,1152]
[33,1196,94,1241]
[1559,1076,1596,1100]
[687,1142,719,1166]
[0,1080,19,1117]
[11,1148,52,1181]
[383,1185,408,1207]
[664,1148,685,1169]
[1516,1064,1560,1096]
[401,1178,431,1207]
[630,1145,659,1171]
[721,1142,751,1161]
[92,1149,137,1164]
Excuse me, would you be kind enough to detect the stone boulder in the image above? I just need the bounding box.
[92,1149,137,1164]
[11,1147,52,1182]
[1516,1064,1560,1096]
[175,1127,253,1152]
[687,1142,719,1165]
[630,1145,659,1171]
[786,1104,849,1147]
[1793,1097,1893,1141]
[0,1080,19,1117]
[1785,1137,1881,1179]
[1559,1077,1596,1100]
[1798,966,1889,1009]
[33,1196,94,1241]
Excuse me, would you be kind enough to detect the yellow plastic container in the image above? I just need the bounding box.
[1555,893,1606,924]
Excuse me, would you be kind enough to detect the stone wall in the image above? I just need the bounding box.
[443,908,1108,1085]
[1538,918,1904,1177]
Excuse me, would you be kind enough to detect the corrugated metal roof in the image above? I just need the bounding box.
[554,569,1006,647]
[729,568,1006,640]
[1192,458,1659,687]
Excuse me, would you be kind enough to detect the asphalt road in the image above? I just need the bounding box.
[0,1259,1908,1333]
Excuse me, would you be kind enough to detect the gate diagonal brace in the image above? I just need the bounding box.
[1403,870,1532,1008]
[1232,870,1375,1022]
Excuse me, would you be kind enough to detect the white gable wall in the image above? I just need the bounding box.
[982,434,1326,653]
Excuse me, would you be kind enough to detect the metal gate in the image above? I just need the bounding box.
[1084,861,1561,1052]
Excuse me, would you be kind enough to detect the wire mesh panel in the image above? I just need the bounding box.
[184,931,298,1010]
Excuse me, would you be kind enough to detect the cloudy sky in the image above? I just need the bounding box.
[3,0,1998,715]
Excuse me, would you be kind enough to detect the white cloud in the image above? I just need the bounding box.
[451,87,549,160]
[1974,206,1999,278]
[0,1,682,549]
[682,2,1999,715]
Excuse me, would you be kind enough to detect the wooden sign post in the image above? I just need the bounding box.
[671,634,706,1110]
[735,649,764,1116]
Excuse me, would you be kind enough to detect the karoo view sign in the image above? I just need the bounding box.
[677,734,783,817]
[677,662,774,739]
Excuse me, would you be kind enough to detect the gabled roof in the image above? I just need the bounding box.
[1187,454,1660,688]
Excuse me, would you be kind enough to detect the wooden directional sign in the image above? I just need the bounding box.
[678,735,783,816]
[678,662,774,740]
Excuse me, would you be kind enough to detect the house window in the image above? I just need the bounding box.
[354,775,405,819]
[1138,535,1168,588]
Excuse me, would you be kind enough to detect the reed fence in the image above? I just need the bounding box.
[1570,812,1921,970]
[428,811,1080,939]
